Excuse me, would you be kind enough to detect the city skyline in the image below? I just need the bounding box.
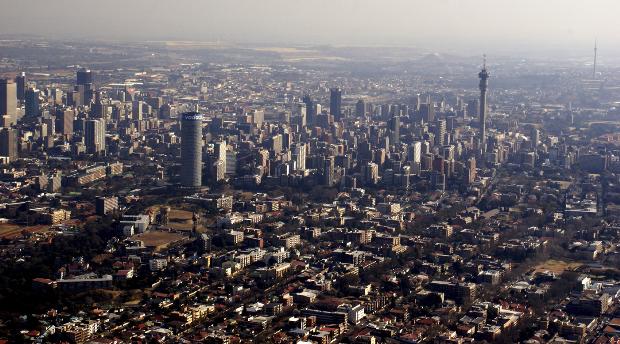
[0,0,619,57]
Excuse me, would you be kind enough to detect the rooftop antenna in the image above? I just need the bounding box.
[483,53,487,70]
[593,39,597,79]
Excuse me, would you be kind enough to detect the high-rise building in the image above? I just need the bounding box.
[303,95,317,127]
[76,68,94,105]
[76,68,93,86]
[15,72,26,102]
[0,128,17,159]
[57,109,74,136]
[294,144,307,171]
[355,99,365,118]
[362,162,379,185]
[250,109,264,127]
[0,79,17,125]
[420,103,435,123]
[330,88,342,122]
[323,156,335,186]
[409,141,422,163]
[85,118,106,154]
[181,112,204,187]
[467,99,479,117]
[271,134,283,154]
[215,141,227,177]
[96,196,119,216]
[25,88,41,118]
[479,59,490,153]
[132,101,143,121]
[531,127,540,148]
[390,115,400,145]
[292,102,306,127]
[434,119,447,146]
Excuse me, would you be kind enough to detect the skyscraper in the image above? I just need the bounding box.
[292,102,306,127]
[330,88,342,122]
[57,109,74,137]
[303,95,316,127]
[479,58,490,153]
[0,79,17,125]
[25,88,40,118]
[323,156,335,186]
[132,100,144,121]
[76,68,94,104]
[0,128,17,159]
[85,118,106,154]
[420,103,435,123]
[294,144,307,171]
[76,68,93,86]
[434,119,447,146]
[14,73,26,102]
[181,112,204,188]
[390,115,400,145]
[355,99,365,118]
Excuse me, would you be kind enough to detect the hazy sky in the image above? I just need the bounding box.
[1,0,618,55]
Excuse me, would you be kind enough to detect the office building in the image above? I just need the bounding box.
[294,144,306,171]
[0,128,17,159]
[390,115,400,145]
[181,112,204,187]
[96,196,118,216]
[0,79,17,125]
[356,99,365,117]
[76,68,93,86]
[57,109,74,136]
[330,88,342,122]
[85,118,106,154]
[15,73,26,102]
[25,88,41,118]
[132,100,143,121]
[303,95,317,127]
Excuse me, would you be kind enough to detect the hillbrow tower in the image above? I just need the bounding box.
[478,56,490,153]
[181,112,204,188]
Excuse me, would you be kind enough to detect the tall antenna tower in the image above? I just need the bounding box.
[593,39,598,79]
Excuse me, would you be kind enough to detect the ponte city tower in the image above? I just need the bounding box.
[181,112,204,188]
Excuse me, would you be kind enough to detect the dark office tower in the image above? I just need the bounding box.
[355,99,365,118]
[0,79,17,125]
[181,112,204,188]
[390,115,400,145]
[85,118,106,154]
[0,128,17,159]
[76,68,93,86]
[14,73,26,102]
[25,88,41,118]
[303,95,317,126]
[420,103,435,123]
[330,88,342,122]
[479,58,490,153]
[467,99,480,117]
[323,156,335,186]
[132,100,143,120]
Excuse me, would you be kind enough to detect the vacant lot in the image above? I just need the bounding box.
[533,259,582,274]
[0,224,50,239]
[132,230,187,251]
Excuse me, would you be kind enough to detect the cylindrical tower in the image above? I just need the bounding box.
[478,63,489,153]
[181,112,204,187]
